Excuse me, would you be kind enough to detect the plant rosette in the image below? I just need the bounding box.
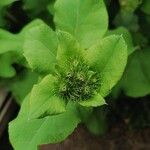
[22,23,127,119]
[9,24,127,150]
[9,0,128,149]
[22,0,127,119]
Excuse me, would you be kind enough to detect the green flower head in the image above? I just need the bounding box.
[53,31,103,104]
[54,56,100,102]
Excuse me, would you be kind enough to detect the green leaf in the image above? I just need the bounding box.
[0,20,45,69]
[114,10,139,32]
[0,53,16,78]
[29,74,66,119]
[54,0,108,48]
[10,70,39,104]
[24,22,58,54]
[0,20,45,62]
[121,48,150,97]
[0,29,22,54]
[119,0,142,12]
[56,31,82,71]
[85,106,108,135]
[77,105,93,123]
[85,35,127,97]
[23,22,58,74]
[141,0,150,15]
[106,27,135,55]
[9,96,81,150]
[24,40,56,74]
[0,8,6,27]
[20,19,46,36]
[0,0,16,6]
[47,0,55,15]
[132,32,148,48]
[79,93,106,107]
[104,0,111,6]
[23,0,51,16]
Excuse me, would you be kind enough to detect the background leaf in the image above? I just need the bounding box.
[0,29,21,54]
[54,0,108,48]
[106,27,135,55]
[118,0,142,12]
[0,0,16,6]
[9,70,39,104]
[114,10,139,32]
[0,53,16,78]
[121,48,150,97]
[141,0,150,15]
[85,106,108,135]
[23,0,51,16]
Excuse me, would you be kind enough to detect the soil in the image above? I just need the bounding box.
[39,124,150,150]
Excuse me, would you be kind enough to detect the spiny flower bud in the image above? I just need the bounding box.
[55,57,100,102]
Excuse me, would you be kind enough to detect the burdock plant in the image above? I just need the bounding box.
[21,28,127,119]
[9,0,127,150]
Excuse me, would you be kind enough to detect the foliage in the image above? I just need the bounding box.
[0,0,149,149]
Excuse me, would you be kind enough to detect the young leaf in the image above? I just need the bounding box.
[54,0,108,48]
[79,93,106,107]
[29,74,66,119]
[23,22,58,74]
[105,27,135,55]
[19,19,46,36]
[9,96,81,150]
[85,35,127,97]
[56,31,82,72]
